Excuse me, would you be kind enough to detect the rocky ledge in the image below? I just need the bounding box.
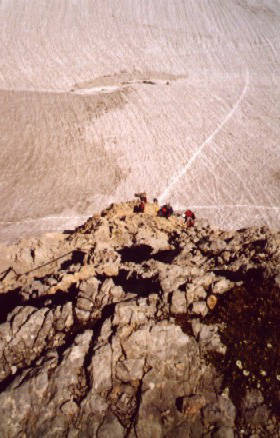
[0,201,280,438]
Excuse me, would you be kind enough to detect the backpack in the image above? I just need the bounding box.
[185,210,195,219]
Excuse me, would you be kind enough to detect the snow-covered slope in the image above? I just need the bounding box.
[0,0,279,241]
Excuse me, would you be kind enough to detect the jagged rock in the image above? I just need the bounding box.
[0,330,92,437]
[95,263,119,277]
[96,411,125,438]
[197,272,216,288]
[242,389,264,411]
[212,426,235,438]
[159,265,189,294]
[199,324,227,355]
[171,290,187,314]
[0,201,279,437]
[116,356,145,382]
[181,394,206,416]
[207,294,217,310]
[132,324,201,438]
[113,298,156,326]
[191,319,202,338]
[0,307,54,382]
[244,404,270,426]
[240,389,270,427]
[212,278,233,295]
[53,302,74,331]
[202,396,236,428]
[0,267,18,285]
[192,301,208,317]
[186,284,207,304]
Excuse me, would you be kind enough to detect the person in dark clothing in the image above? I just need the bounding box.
[139,201,145,213]
[134,201,145,213]
[184,209,195,226]
[141,193,147,203]
[157,206,166,217]
[135,192,147,203]
[157,203,173,219]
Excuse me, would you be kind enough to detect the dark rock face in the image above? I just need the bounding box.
[0,202,279,437]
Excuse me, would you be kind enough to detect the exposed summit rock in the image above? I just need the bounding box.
[0,202,280,437]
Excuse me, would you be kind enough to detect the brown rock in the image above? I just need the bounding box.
[207,294,217,310]
[182,394,206,416]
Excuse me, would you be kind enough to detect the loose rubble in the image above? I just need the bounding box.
[0,201,279,437]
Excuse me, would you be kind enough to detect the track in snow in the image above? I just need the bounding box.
[0,0,279,241]
[158,69,250,203]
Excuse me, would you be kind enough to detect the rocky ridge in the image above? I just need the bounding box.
[0,201,280,437]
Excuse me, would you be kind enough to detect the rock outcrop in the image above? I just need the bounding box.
[0,201,280,437]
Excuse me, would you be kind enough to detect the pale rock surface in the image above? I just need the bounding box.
[171,290,187,314]
[212,278,234,295]
[213,427,235,438]
[192,301,209,317]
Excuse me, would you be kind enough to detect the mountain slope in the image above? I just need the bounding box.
[0,0,279,241]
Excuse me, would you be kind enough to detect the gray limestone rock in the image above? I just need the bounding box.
[171,290,187,314]
[212,278,233,295]
[212,426,235,438]
[0,330,93,437]
[96,412,125,438]
[192,301,208,317]
[186,284,207,304]
[203,396,236,428]
[242,389,264,411]
[244,404,270,427]
[0,202,279,437]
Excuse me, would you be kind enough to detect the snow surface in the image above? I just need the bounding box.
[0,0,279,241]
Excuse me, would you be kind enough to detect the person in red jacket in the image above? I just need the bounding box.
[184,209,195,226]
[139,201,145,213]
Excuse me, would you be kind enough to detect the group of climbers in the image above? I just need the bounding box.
[134,192,196,227]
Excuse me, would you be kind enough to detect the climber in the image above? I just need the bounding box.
[134,201,145,213]
[157,203,173,219]
[139,201,145,213]
[134,192,147,203]
[184,209,195,226]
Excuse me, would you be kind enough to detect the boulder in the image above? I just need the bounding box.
[171,290,187,314]
[212,278,233,295]
[202,396,236,428]
[212,427,235,438]
[192,301,208,317]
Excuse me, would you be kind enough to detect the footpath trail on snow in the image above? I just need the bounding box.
[0,0,279,241]
[158,69,250,203]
